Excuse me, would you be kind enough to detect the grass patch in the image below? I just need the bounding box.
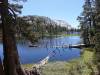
[62,34,80,36]
[82,50,93,62]
[22,64,33,70]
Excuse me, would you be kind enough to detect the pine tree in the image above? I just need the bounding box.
[78,0,95,45]
[95,0,100,74]
[0,0,26,75]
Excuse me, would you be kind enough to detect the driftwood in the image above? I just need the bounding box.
[68,44,95,48]
[24,68,40,75]
[69,44,87,48]
[33,56,50,69]
[24,56,50,75]
[53,44,94,49]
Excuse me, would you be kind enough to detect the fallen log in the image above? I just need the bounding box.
[24,56,49,75]
[52,44,94,49]
[68,44,95,48]
[33,56,50,69]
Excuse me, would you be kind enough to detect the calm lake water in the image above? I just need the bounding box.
[0,36,81,64]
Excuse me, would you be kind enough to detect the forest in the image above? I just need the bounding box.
[15,15,71,43]
[0,0,100,75]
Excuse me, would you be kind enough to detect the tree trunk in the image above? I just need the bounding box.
[95,0,100,75]
[0,0,26,75]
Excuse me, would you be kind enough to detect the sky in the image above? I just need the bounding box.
[20,0,84,28]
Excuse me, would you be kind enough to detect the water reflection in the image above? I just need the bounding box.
[0,36,81,64]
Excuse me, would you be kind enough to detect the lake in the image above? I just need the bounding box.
[0,36,81,64]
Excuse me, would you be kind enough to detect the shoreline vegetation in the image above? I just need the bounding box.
[41,33,80,38]
[62,33,80,37]
[15,33,80,44]
[22,48,98,75]
[17,33,80,40]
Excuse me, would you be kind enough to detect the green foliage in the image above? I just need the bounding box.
[15,15,68,42]
[77,0,95,45]
[62,34,80,36]
[78,0,100,74]
[9,4,23,14]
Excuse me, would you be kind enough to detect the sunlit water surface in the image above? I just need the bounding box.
[0,36,81,64]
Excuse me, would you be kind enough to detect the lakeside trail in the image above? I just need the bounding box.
[22,48,98,75]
